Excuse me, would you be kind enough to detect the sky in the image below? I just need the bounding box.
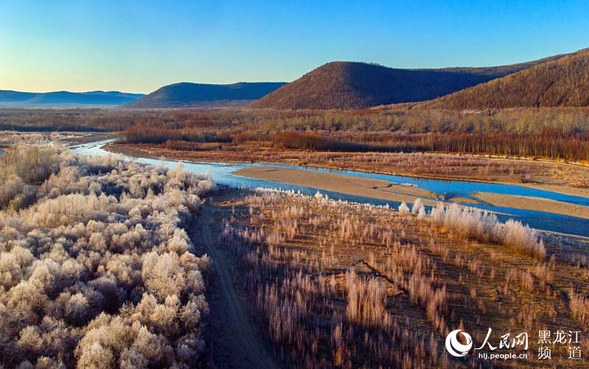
[0,0,588,93]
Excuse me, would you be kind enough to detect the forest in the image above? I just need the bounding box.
[118,107,589,161]
[2,107,589,161]
[3,106,589,134]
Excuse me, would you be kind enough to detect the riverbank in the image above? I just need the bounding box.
[107,143,589,190]
[234,166,441,206]
[235,166,589,219]
[106,142,589,198]
[75,139,589,237]
[473,192,589,219]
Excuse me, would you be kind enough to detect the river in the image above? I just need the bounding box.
[73,139,589,237]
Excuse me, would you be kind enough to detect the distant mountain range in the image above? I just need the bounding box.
[250,52,574,110]
[3,48,587,110]
[126,82,286,108]
[418,48,589,109]
[0,90,144,107]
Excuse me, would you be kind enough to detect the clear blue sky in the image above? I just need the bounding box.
[1,0,587,93]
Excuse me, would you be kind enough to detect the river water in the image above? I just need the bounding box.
[73,140,589,237]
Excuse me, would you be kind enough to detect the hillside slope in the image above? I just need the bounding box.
[420,48,589,109]
[250,53,570,110]
[0,90,144,107]
[435,52,567,77]
[127,82,286,108]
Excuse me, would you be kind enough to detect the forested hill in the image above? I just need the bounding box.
[127,82,285,108]
[250,52,572,110]
[419,48,589,109]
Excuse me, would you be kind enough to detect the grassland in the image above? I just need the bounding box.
[204,188,588,368]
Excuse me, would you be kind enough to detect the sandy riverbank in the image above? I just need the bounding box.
[235,166,589,219]
[106,143,589,215]
[473,192,589,219]
[106,143,589,197]
[520,183,589,198]
[234,166,441,206]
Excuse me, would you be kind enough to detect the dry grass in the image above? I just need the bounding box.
[214,188,588,368]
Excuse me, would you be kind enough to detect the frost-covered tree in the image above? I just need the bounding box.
[0,145,213,367]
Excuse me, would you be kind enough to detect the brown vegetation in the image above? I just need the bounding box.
[108,107,589,163]
[271,130,589,161]
[250,51,572,110]
[250,61,496,109]
[3,105,589,184]
[113,107,589,161]
[214,190,588,368]
[3,104,589,135]
[124,125,231,145]
[421,48,589,109]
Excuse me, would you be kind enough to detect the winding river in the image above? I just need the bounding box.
[73,140,589,238]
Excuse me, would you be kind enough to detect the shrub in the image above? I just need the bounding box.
[428,203,545,259]
[345,269,391,329]
[0,146,213,368]
[570,288,588,324]
[411,198,424,214]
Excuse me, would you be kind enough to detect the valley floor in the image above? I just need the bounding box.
[107,143,589,221]
[234,166,589,220]
[109,142,589,191]
[1,138,587,368]
[198,188,589,368]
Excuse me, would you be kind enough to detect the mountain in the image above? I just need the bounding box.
[126,82,286,108]
[433,52,568,77]
[418,48,589,109]
[0,90,144,107]
[250,53,572,110]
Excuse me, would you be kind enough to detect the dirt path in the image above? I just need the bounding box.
[196,202,278,369]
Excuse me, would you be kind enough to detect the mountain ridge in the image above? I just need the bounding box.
[417,48,589,109]
[127,82,286,108]
[250,51,575,110]
[0,90,144,107]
